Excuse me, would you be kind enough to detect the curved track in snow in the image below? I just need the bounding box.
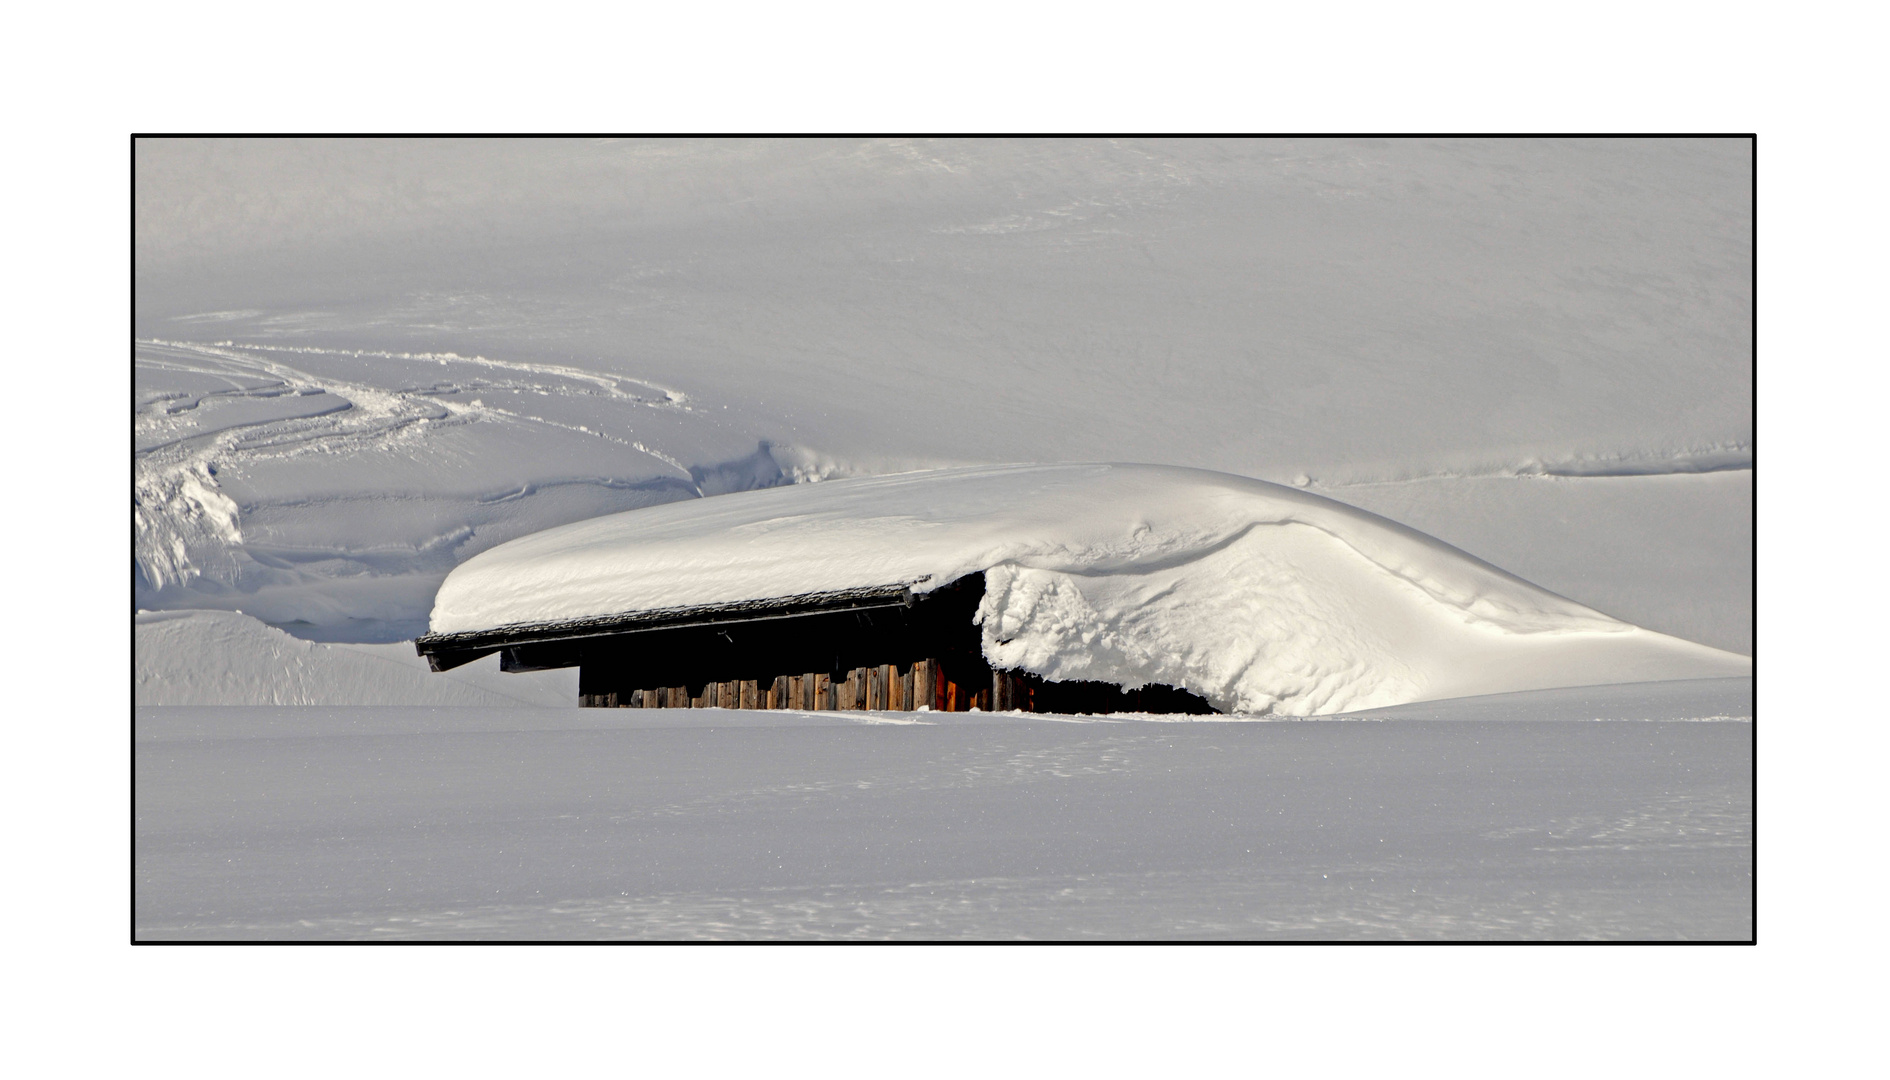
[134,338,817,640]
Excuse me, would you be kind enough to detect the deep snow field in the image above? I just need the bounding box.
[133,138,1752,939]
[136,678,1751,941]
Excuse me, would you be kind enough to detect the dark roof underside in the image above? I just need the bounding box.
[413,582,916,671]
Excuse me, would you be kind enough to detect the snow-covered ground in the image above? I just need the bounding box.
[136,609,574,707]
[135,678,1751,940]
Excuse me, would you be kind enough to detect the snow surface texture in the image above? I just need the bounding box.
[135,680,1752,941]
[134,139,1751,664]
[1328,470,1751,654]
[135,610,574,707]
[136,139,1750,483]
[431,463,1747,716]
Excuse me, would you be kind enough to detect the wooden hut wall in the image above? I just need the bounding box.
[570,573,992,706]
[486,571,1214,715]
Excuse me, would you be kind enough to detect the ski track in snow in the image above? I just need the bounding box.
[1290,444,1753,491]
[134,338,844,636]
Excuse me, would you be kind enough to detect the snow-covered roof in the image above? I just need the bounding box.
[428,463,1749,715]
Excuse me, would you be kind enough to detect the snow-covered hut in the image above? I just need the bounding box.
[413,569,1202,712]
[414,463,1750,715]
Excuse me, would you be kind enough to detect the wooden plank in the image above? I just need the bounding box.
[673,686,689,708]
[914,660,935,712]
[868,665,883,710]
[717,681,735,709]
[900,665,914,711]
[789,674,804,710]
[814,673,831,710]
[740,679,760,710]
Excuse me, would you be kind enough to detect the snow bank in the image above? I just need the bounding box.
[429,463,1749,715]
[136,609,575,707]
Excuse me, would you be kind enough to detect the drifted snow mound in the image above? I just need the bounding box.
[429,463,1750,715]
[137,610,575,707]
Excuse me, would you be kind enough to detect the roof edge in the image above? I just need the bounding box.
[414,582,918,656]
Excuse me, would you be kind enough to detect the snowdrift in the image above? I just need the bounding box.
[429,463,1749,715]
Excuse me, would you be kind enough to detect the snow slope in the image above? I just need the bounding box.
[136,139,1751,485]
[432,463,1747,715]
[135,609,574,706]
[1330,469,1752,653]
[134,337,778,642]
